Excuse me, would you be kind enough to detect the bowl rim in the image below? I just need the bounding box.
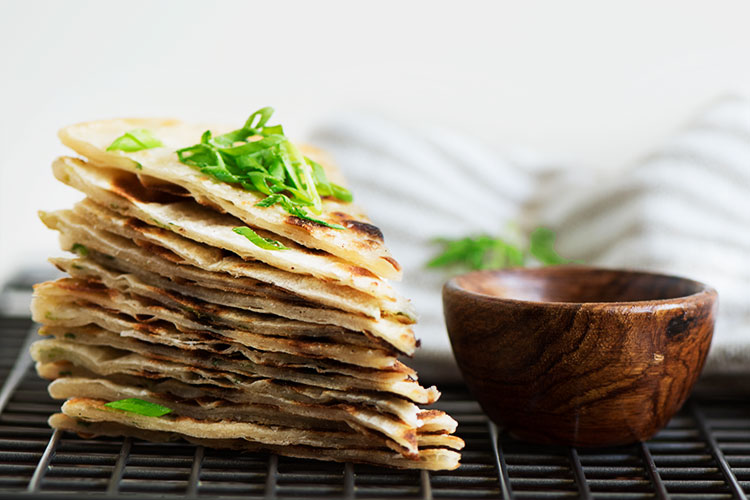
[445,265,718,308]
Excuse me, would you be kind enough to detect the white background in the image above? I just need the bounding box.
[2,0,750,285]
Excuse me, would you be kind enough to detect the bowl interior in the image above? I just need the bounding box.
[454,267,707,304]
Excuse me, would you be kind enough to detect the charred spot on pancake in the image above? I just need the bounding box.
[329,212,385,245]
[342,220,384,241]
[418,410,442,420]
[110,171,185,205]
[350,266,378,279]
[382,256,401,272]
[60,278,108,293]
[124,217,150,232]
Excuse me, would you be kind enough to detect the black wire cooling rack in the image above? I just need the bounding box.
[2,311,750,498]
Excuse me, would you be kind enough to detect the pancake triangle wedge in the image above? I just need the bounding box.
[58,117,401,279]
[31,108,463,470]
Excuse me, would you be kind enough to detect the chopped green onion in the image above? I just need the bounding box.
[308,158,352,202]
[310,159,332,196]
[256,194,345,229]
[232,227,288,250]
[104,398,172,417]
[529,227,577,265]
[106,129,163,152]
[244,106,275,130]
[427,235,524,271]
[176,107,351,228]
[428,227,577,272]
[71,243,89,257]
[330,183,353,202]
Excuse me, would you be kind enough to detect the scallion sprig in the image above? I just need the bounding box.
[107,129,163,152]
[427,227,577,272]
[176,107,352,236]
[528,227,573,266]
[232,226,288,250]
[256,194,344,229]
[104,398,172,417]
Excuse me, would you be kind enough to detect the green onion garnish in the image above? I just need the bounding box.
[232,226,288,250]
[428,235,524,271]
[71,243,89,257]
[256,194,345,229]
[428,227,578,271]
[176,107,351,228]
[106,129,163,152]
[309,158,352,202]
[528,227,573,266]
[104,398,172,417]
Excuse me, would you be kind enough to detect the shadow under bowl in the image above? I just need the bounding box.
[443,266,717,447]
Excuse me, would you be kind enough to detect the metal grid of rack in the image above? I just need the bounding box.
[1,316,750,499]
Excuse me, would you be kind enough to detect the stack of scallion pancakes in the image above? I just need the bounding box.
[30,108,463,470]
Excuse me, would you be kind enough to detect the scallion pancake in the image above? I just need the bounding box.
[37,362,425,428]
[33,279,398,369]
[54,121,402,279]
[31,339,439,404]
[50,256,415,355]
[49,413,462,470]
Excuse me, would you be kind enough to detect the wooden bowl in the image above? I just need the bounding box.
[443,266,717,447]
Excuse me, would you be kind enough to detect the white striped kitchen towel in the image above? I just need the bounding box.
[310,96,750,377]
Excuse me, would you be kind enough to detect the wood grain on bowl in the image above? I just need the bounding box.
[443,267,717,447]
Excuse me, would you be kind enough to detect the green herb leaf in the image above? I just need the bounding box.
[308,158,353,202]
[71,243,89,257]
[232,226,288,250]
[528,227,575,265]
[244,106,275,130]
[176,107,350,229]
[428,235,525,271]
[104,398,172,417]
[427,227,577,272]
[106,129,163,152]
[310,159,332,196]
[330,183,353,202]
[256,194,345,229]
